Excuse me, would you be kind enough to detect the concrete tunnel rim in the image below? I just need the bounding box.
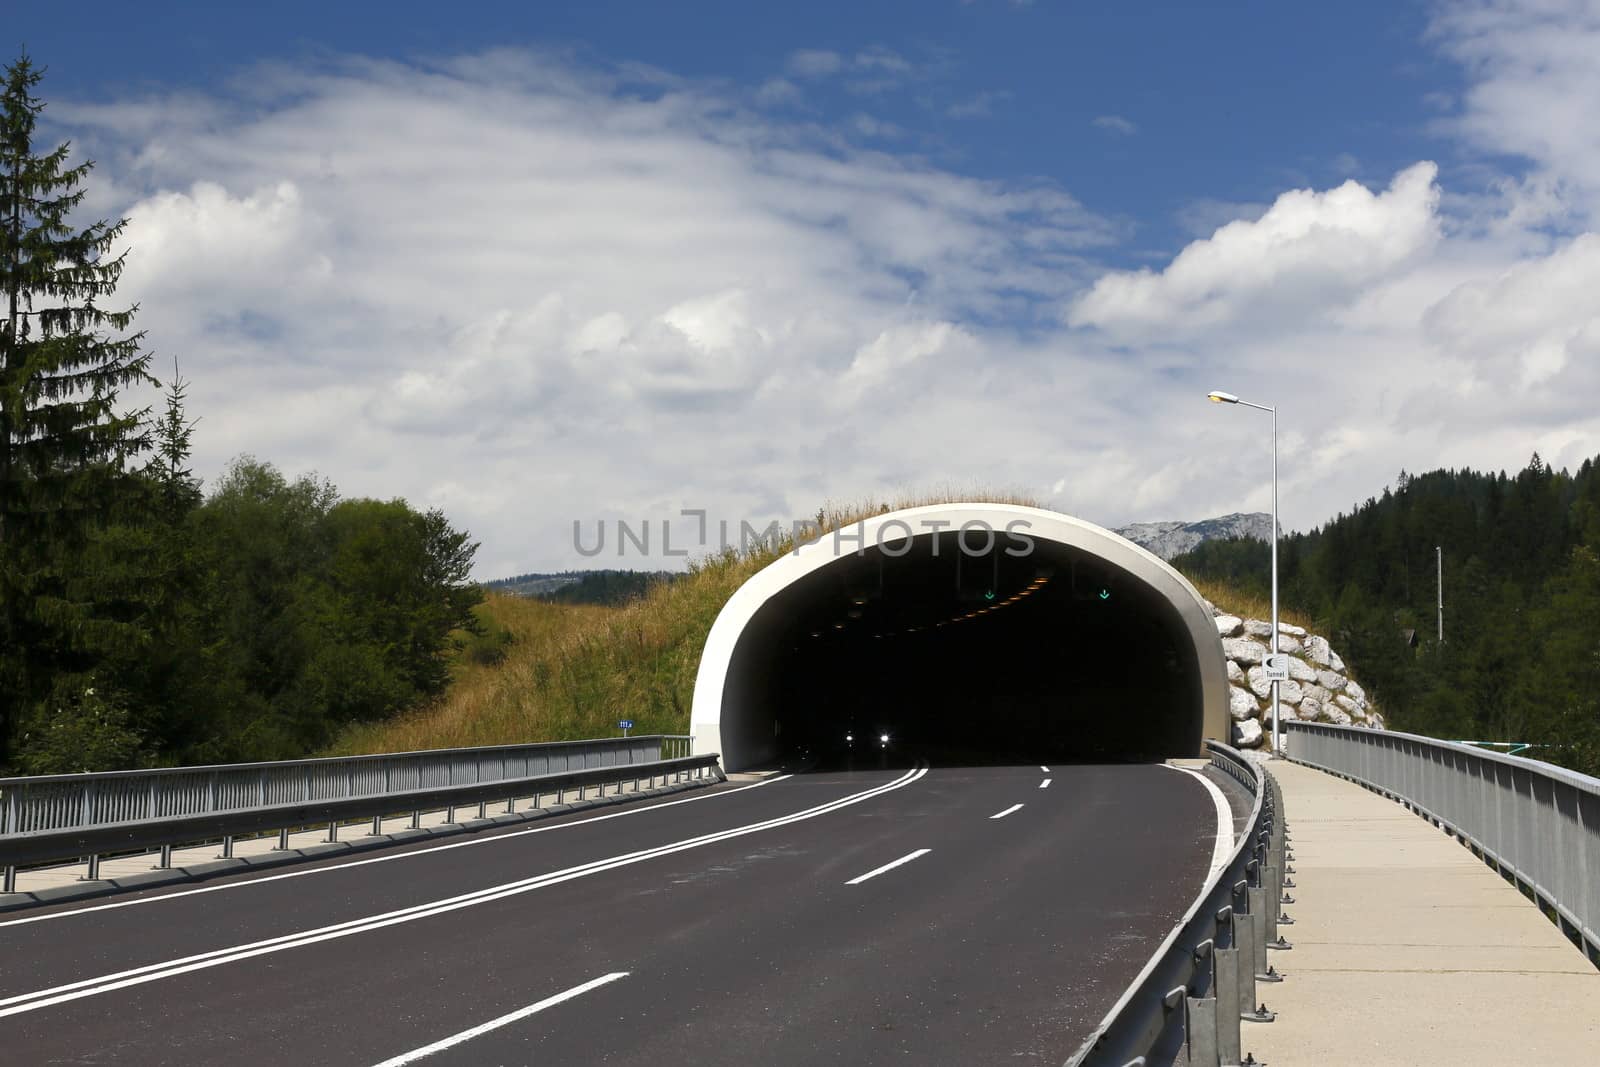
[690,503,1230,770]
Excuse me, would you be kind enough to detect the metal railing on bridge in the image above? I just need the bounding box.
[1,735,707,894]
[1286,720,1600,968]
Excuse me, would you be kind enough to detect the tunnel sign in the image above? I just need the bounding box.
[1262,654,1289,682]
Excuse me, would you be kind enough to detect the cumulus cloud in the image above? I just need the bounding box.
[66,51,1109,574]
[1069,163,1441,338]
[48,15,1600,575]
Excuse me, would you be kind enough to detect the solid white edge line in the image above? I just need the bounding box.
[989,804,1024,820]
[1166,765,1233,880]
[371,971,629,1066]
[0,773,793,930]
[0,764,929,1017]
[1038,778,1052,789]
[844,848,931,885]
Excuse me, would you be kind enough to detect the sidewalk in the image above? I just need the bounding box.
[1250,759,1599,1065]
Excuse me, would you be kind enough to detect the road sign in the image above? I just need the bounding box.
[618,719,634,730]
[1262,653,1289,682]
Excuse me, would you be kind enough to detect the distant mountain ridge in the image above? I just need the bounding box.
[1114,512,1272,560]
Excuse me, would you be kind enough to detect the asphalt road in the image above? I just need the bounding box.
[0,759,1220,1065]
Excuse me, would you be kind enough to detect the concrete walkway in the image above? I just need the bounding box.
[1250,758,1599,1065]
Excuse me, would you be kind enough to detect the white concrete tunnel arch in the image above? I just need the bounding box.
[691,503,1230,771]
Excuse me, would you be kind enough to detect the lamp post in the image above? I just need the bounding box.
[1207,390,1282,756]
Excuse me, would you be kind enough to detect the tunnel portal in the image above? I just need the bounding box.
[691,505,1228,771]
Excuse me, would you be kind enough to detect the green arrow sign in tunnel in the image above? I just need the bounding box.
[690,504,1230,771]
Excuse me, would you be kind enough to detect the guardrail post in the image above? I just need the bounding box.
[276,827,290,850]
[1233,906,1274,1022]
[1246,886,1281,983]
[220,835,234,859]
[83,853,101,881]
[1186,994,1219,1066]
[370,815,383,836]
[156,844,173,869]
[1214,935,1243,1062]
[326,820,339,843]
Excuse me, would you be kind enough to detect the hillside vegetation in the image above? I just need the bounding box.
[328,491,1038,754]
[1175,454,1600,775]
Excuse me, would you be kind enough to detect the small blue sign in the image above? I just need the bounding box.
[618,719,635,730]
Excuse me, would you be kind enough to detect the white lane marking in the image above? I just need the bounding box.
[1040,765,1050,773]
[371,972,628,1066]
[1165,765,1232,880]
[845,849,931,886]
[989,804,1024,820]
[1039,778,1052,789]
[0,773,792,930]
[0,764,928,1018]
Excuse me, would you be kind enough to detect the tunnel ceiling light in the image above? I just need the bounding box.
[847,608,863,619]
[1207,390,1240,404]
[833,623,845,630]
[851,595,869,606]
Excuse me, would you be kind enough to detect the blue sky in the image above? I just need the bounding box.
[9,2,1600,575]
[26,2,1467,262]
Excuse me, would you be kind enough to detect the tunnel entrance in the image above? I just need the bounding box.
[691,505,1228,771]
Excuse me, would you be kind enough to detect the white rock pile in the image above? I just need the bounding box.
[1206,603,1384,749]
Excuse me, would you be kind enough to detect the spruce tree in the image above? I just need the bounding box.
[0,54,153,763]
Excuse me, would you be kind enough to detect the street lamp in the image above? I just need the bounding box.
[1207,389,1282,756]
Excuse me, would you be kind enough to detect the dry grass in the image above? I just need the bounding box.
[1184,575,1315,630]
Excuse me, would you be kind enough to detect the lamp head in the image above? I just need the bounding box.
[1207,390,1240,404]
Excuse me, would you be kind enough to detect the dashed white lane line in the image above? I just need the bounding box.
[1164,765,1233,880]
[989,804,1024,820]
[1040,765,1050,773]
[371,972,629,1066]
[1039,778,1052,789]
[845,849,932,885]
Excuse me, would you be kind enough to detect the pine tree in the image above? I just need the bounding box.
[0,55,154,763]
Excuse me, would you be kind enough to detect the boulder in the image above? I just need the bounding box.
[1335,694,1361,714]
[1299,697,1322,721]
[1227,659,1244,683]
[1279,678,1305,705]
[1279,622,1307,637]
[1223,638,1268,665]
[1246,666,1272,699]
[1323,705,1354,725]
[1305,635,1331,667]
[1232,718,1264,748]
[1287,656,1318,683]
[1302,683,1330,704]
[1214,614,1243,638]
[1244,619,1273,638]
[1329,650,1345,672]
[1278,634,1304,655]
[1316,669,1347,692]
[1229,686,1259,721]
[1345,680,1366,703]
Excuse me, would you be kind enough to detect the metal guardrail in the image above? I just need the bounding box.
[1,735,704,893]
[1067,743,1291,1067]
[1287,720,1600,967]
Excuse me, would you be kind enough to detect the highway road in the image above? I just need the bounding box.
[0,759,1224,1065]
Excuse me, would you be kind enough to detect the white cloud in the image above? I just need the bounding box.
[1430,0,1600,221]
[786,49,843,78]
[48,17,1600,575]
[1092,115,1138,136]
[1069,163,1441,339]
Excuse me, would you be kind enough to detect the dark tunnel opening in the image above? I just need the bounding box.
[722,531,1204,767]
